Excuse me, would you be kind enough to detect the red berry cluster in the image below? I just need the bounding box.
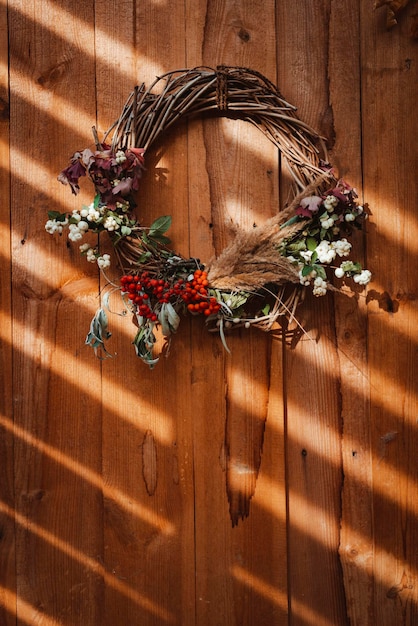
[181,270,221,316]
[120,272,168,322]
[120,269,221,321]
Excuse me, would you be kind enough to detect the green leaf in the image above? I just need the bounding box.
[93,193,101,208]
[137,251,152,263]
[306,237,317,251]
[286,240,306,253]
[219,291,249,310]
[311,251,318,264]
[149,234,171,245]
[313,264,327,280]
[149,215,172,235]
[48,210,67,222]
[262,304,271,316]
[280,215,300,229]
[133,324,159,368]
[120,225,132,237]
[85,308,113,359]
[301,265,313,277]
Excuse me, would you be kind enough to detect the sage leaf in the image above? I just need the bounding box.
[149,215,172,235]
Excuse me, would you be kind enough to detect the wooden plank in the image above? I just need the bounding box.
[9,1,104,623]
[276,2,350,624]
[186,1,288,624]
[95,3,197,625]
[328,2,375,624]
[0,4,16,625]
[361,4,418,624]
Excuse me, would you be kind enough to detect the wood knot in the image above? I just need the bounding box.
[37,51,74,88]
[238,27,251,42]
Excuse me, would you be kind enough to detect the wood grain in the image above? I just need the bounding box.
[277,2,350,624]
[3,1,417,625]
[361,3,418,624]
[0,3,16,625]
[328,2,376,625]
[96,3,197,625]
[186,1,288,625]
[9,1,104,623]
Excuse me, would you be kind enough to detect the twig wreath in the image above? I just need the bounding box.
[46,66,371,367]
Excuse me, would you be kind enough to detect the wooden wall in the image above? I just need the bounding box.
[1,1,417,624]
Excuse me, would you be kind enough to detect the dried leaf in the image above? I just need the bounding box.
[375,0,411,28]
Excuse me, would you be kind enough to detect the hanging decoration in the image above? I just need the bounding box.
[46,66,370,367]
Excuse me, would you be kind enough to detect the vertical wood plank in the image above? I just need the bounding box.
[186,1,288,624]
[95,3,196,625]
[9,2,104,623]
[0,3,16,624]
[361,4,418,624]
[277,2,349,624]
[328,2,375,624]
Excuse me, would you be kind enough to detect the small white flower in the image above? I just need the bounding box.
[321,217,334,230]
[299,268,317,285]
[80,208,89,218]
[103,216,119,231]
[97,254,111,269]
[345,213,356,222]
[71,210,81,222]
[356,205,364,214]
[300,250,313,262]
[315,241,336,264]
[299,270,311,286]
[353,269,372,285]
[78,220,89,232]
[86,248,97,263]
[335,267,345,278]
[332,238,352,257]
[79,243,90,252]
[68,229,83,242]
[312,276,328,296]
[323,195,338,211]
[115,150,127,164]
[68,224,84,241]
[45,219,67,234]
[87,207,101,222]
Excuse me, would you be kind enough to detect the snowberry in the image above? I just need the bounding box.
[97,254,111,269]
[353,270,372,285]
[312,277,328,296]
[323,195,338,211]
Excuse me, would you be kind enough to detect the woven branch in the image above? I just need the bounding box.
[103,66,333,302]
[104,66,328,190]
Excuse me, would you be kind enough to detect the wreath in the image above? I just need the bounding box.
[46,66,370,367]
